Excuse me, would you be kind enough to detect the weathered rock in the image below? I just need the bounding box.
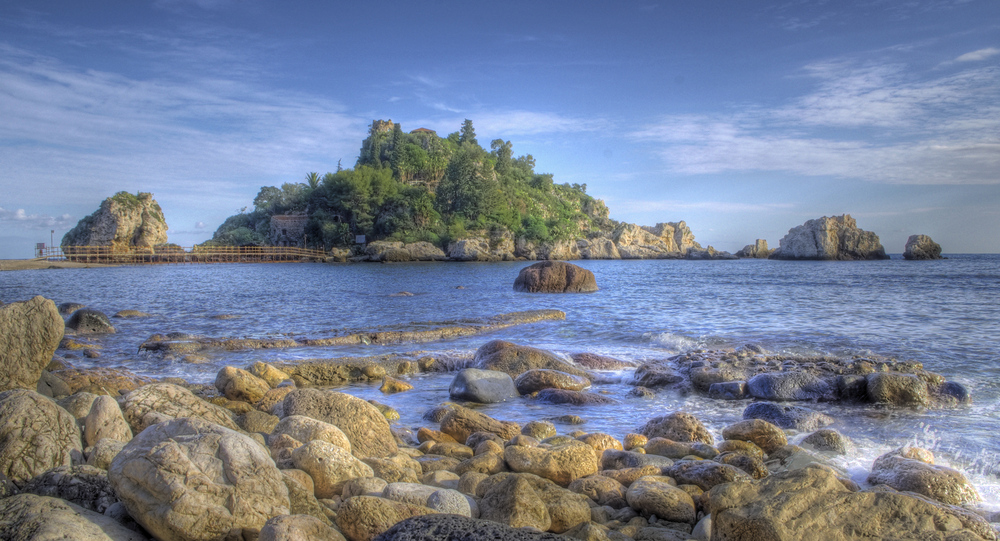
[54,367,154,396]
[716,451,769,479]
[504,440,599,486]
[598,465,664,488]
[576,237,621,260]
[666,460,752,492]
[109,417,289,541]
[87,438,126,470]
[84,394,133,446]
[439,404,520,443]
[293,440,375,498]
[449,368,518,403]
[866,372,930,406]
[36,370,71,398]
[770,214,888,260]
[612,223,684,259]
[404,241,448,262]
[568,474,627,507]
[0,389,83,485]
[625,475,696,523]
[746,371,835,401]
[259,514,345,541]
[113,310,151,318]
[336,496,436,541]
[20,464,117,514]
[62,191,168,250]
[708,381,748,400]
[59,302,86,315]
[447,238,498,262]
[903,234,943,260]
[569,352,635,370]
[343,477,390,499]
[380,376,413,394]
[721,419,787,454]
[282,388,398,458]
[513,261,598,293]
[247,361,291,388]
[382,483,471,517]
[514,369,590,394]
[533,388,618,406]
[645,438,718,460]
[709,464,995,541]
[0,493,148,541]
[686,245,737,260]
[0,296,64,393]
[478,473,591,533]
[66,309,117,334]
[637,412,714,445]
[272,415,352,454]
[630,360,685,388]
[742,401,834,431]
[215,366,271,403]
[120,383,238,433]
[801,429,853,454]
[474,340,590,379]
[735,239,772,259]
[868,451,981,505]
[373,514,563,541]
[363,456,421,484]
[521,420,557,440]
[238,409,280,434]
[600,449,673,470]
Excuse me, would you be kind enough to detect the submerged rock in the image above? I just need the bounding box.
[770,214,888,260]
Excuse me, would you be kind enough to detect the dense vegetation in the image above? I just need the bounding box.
[206,120,613,249]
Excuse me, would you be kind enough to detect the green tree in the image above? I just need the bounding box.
[491,139,513,177]
[459,119,478,147]
[305,172,321,190]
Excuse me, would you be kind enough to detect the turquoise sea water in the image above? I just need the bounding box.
[3,255,999,507]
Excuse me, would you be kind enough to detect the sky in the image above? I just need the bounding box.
[1,0,998,258]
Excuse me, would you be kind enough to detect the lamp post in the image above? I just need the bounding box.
[50,230,54,254]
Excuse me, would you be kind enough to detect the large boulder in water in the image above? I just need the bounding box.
[0,296,64,392]
[770,214,888,260]
[903,234,943,260]
[473,340,590,380]
[513,260,597,293]
[109,416,290,541]
[61,191,168,250]
[282,388,398,458]
[709,464,995,541]
[65,309,116,335]
[449,368,518,403]
[0,389,83,485]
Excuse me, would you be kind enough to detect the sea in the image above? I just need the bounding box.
[3,255,999,508]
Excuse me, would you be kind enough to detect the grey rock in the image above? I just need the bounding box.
[20,465,117,514]
[742,402,834,430]
[746,372,835,401]
[120,383,238,433]
[66,309,117,334]
[449,368,519,403]
[0,493,148,541]
[903,234,943,260]
[770,214,888,260]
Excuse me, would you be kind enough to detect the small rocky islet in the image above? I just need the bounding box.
[1,295,997,541]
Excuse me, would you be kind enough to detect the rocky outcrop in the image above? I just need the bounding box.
[473,340,590,380]
[512,261,597,293]
[447,238,503,261]
[62,191,168,250]
[770,214,888,260]
[736,239,772,258]
[903,234,943,260]
[0,296,63,392]
[364,241,447,262]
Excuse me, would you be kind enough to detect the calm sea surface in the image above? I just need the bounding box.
[3,255,999,506]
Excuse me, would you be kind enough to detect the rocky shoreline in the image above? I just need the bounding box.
[1,297,998,540]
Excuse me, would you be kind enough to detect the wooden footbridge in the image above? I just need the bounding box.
[35,245,328,265]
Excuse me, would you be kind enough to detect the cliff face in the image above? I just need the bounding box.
[770,215,888,261]
[62,192,169,249]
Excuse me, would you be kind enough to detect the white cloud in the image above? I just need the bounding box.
[195,221,206,229]
[956,47,1000,62]
[632,59,1000,185]
[470,110,607,136]
[612,199,796,214]
[0,207,75,230]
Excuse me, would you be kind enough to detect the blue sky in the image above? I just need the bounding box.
[1,0,998,258]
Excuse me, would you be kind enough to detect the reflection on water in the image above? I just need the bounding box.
[3,255,999,506]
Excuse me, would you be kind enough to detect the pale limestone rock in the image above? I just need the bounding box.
[0,296,64,392]
[84,395,133,447]
[0,389,83,484]
[0,493,147,541]
[120,383,238,433]
[771,214,888,260]
[215,366,271,403]
[903,234,943,260]
[272,415,352,454]
[293,440,374,498]
[62,191,168,250]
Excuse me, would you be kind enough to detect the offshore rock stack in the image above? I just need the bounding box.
[0,297,996,541]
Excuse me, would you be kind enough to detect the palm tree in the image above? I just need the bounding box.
[305,172,321,190]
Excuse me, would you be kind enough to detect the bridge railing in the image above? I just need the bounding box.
[36,245,328,264]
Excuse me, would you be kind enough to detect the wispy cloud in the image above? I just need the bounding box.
[632,57,1000,185]
[956,47,1000,62]
[613,199,796,214]
[473,110,608,136]
[0,207,75,230]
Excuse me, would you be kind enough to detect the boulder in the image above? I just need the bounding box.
[709,464,995,541]
[247,361,291,388]
[404,241,448,261]
[120,383,238,433]
[65,309,117,334]
[735,239,772,259]
[903,234,943,260]
[866,372,930,406]
[504,440,599,486]
[293,440,375,498]
[20,464,117,514]
[569,352,636,370]
[87,438,126,470]
[742,401,834,431]
[474,340,590,379]
[637,412,714,445]
[109,417,290,541]
[84,394,133,446]
[214,366,271,403]
[0,389,83,484]
[61,191,168,250]
[449,368,518,403]
[447,238,497,262]
[868,451,980,506]
[478,473,591,533]
[0,296,64,392]
[335,496,436,541]
[282,388,398,458]
[272,415,352,454]
[373,514,563,541]
[514,369,590,394]
[439,406,520,444]
[625,475,696,523]
[521,420,557,440]
[0,493,147,541]
[801,428,853,454]
[259,514,346,541]
[380,376,413,394]
[513,261,597,293]
[645,438,718,460]
[666,460,753,492]
[535,388,618,405]
[630,360,685,388]
[600,449,674,470]
[746,371,835,401]
[770,214,888,260]
[721,419,788,454]
[567,475,627,507]
[54,367,154,396]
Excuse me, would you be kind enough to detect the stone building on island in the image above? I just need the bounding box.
[269,215,309,247]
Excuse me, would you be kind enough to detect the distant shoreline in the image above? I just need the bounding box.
[0,259,116,271]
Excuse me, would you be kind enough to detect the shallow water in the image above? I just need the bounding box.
[3,255,999,507]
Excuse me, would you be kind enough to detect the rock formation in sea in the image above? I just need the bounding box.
[903,234,943,260]
[736,239,773,259]
[61,191,168,250]
[770,214,888,261]
[513,261,598,293]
